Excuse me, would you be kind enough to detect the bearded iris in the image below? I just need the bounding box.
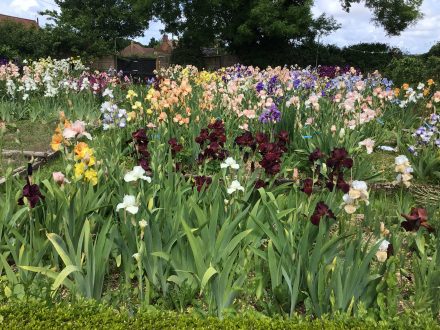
[259,103,281,124]
[116,195,139,215]
[124,166,151,183]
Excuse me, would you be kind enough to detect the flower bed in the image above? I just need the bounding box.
[0,62,439,321]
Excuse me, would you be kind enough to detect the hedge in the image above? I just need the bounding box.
[0,301,439,329]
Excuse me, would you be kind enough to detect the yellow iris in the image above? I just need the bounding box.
[132,101,143,110]
[74,162,85,179]
[84,169,98,186]
[126,90,138,99]
[145,88,155,100]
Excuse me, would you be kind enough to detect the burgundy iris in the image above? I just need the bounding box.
[310,202,335,226]
[18,177,44,209]
[168,138,183,155]
[308,148,325,163]
[193,175,212,192]
[132,128,150,171]
[254,179,267,189]
[401,208,434,232]
[301,178,314,196]
[195,120,228,163]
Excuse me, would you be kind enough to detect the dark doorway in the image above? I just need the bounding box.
[117,57,156,80]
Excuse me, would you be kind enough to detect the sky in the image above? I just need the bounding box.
[1,0,439,54]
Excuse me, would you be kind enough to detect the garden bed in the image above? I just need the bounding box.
[0,59,439,323]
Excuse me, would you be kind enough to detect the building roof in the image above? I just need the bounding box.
[119,35,174,58]
[119,42,155,58]
[0,14,39,29]
[155,35,173,54]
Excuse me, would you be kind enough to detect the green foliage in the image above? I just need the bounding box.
[0,300,439,329]
[428,42,440,57]
[0,22,50,60]
[341,43,402,73]
[385,56,440,85]
[153,0,423,67]
[41,0,153,58]
[153,0,338,67]
[412,233,440,317]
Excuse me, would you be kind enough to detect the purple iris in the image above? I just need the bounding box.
[259,104,281,124]
[408,146,417,155]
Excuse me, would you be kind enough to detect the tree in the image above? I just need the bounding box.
[428,42,440,57]
[152,0,338,66]
[150,0,423,67]
[146,37,160,48]
[340,0,423,36]
[0,21,50,60]
[41,0,153,58]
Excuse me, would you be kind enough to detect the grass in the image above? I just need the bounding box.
[1,120,56,151]
[0,120,57,176]
[364,151,397,182]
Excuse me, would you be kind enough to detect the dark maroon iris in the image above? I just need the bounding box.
[193,175,212,192]
[255,132,269,144]
[258,140,285,175]
[309,148,325,163]
[18,177,44,208]
[235,131,256,150]
[277,130,289,143]
[132,128,150,171]
[323,148,353,193]
[195,128,209,145]
[326,148,353,169]
[276,131,289,152]
[401,208,433,232]
[168,138,183,155]
[336,173,350,193]
[301,178,314,196]
[254,179,267,189]
[310,202,335,226]
[196,120,228,163]
[132,128,148,144]
[207,119,224,130]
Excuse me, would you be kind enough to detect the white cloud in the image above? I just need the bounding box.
[313,0,440,54]
[2,0,58,25]
[135,20,166,45]
[10,0,39,12]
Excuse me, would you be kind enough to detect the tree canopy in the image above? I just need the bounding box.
[0,0,426,64]
[152,0,339,66]
[150,0,424,66]
[41,0,153,57]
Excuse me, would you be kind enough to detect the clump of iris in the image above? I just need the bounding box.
[259,103,281,123]
[100,101,128,130]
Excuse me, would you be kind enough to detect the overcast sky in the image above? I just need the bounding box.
[1,0,439,54]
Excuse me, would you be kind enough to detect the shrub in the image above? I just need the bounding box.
[0,301,439,329]
[385,56,440,85]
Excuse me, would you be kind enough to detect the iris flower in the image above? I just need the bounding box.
[221,157,240,170]
[227,180,244,194]
[124,166,151,183]
[116,195,139,214]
